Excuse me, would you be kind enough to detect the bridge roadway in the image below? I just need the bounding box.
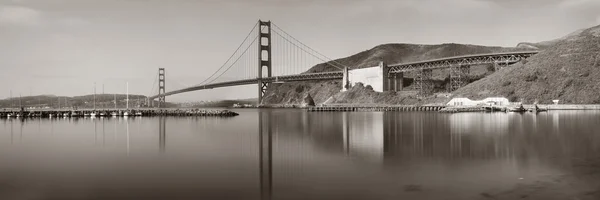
[387,51,539,73]
[149,71,344,99]
[150,51,539,100]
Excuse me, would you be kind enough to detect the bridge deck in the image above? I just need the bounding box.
[151,51,539,99]
[388,51,539,73]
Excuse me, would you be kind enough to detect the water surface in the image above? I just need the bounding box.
[1,110,599,200]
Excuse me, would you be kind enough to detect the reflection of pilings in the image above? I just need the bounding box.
[259,111,272,200]
[343,112,349,155]
[552,112,559,135]
[94,119,97,145]
[413,114,424,155]
[159,117,166,153]
[19,118,23,142]
[102,118,105,147]
[10,119,13,144]
[126,117,130,156]
[302,111,309,135]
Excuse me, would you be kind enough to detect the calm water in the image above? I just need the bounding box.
[1,110,599,200]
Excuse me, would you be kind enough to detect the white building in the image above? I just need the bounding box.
[446,97,510,107]
[342,66,385,92]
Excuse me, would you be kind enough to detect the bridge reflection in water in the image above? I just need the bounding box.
[2,111,600,200]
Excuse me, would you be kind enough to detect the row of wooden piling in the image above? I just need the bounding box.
[0,109,239,118]
[306,106,445,112]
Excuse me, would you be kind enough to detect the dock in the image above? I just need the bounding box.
[0,108,239,118]
[306,105,446,112]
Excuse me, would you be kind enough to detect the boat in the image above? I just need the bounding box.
[63,112,69,117]
[507,104,527,113]
[483,106,504,112]
[135,112,142,116]
[529,104,548,113]
[123,111,129,116]
[7,113,12,118]
[90,112,97,117]
[111,112,118,117]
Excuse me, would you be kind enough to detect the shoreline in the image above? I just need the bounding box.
[231,104,600,111]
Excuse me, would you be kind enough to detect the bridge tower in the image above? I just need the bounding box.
[449,65,470,92]
[416,68,433,97]
[158,68,166,108]
[258,20,272,104]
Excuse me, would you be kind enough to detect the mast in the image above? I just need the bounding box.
[10,90,12,109]
[114,94,116,109]
[102,84,104,109]
[94,82,96,110]
[126,82,129,109]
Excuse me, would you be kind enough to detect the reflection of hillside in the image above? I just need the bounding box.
[382,112,600,168]
[263,110,600,172]
[383,112,516,162]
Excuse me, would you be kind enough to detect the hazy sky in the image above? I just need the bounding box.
[1,0,599,102]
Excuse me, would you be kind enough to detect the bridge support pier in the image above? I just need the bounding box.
[258,20,272,105]
[449,65,470,92]
[416,68,433,97]
[380,61,390,92]
[392,72,404,92]
[341,67,350,92]
[158,68,166,108]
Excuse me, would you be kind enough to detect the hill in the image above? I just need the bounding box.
[516,28,587,50]
[262,43,533,105]
[0,94,171,109]
[454,24,600,104]
[177,98,258,108]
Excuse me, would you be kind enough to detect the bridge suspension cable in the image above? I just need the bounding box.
[150,20,352,100]
[271,23,349,71]
[166,73,193,94]
[192,21,261,87]
[147,70,159,98]
[203,29,261,85]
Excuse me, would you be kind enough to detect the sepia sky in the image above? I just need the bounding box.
[1,0,599,102]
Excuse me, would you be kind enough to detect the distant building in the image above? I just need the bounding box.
[447,98,475,106]
[446,97,510,107]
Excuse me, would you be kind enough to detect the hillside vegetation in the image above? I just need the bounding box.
[454,24,600,104]
[263,43,531,105]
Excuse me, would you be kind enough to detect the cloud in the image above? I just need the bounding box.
[0,5,41,26]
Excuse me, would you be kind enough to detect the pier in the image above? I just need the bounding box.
[0,108,239,118]
[307,105,446,112]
